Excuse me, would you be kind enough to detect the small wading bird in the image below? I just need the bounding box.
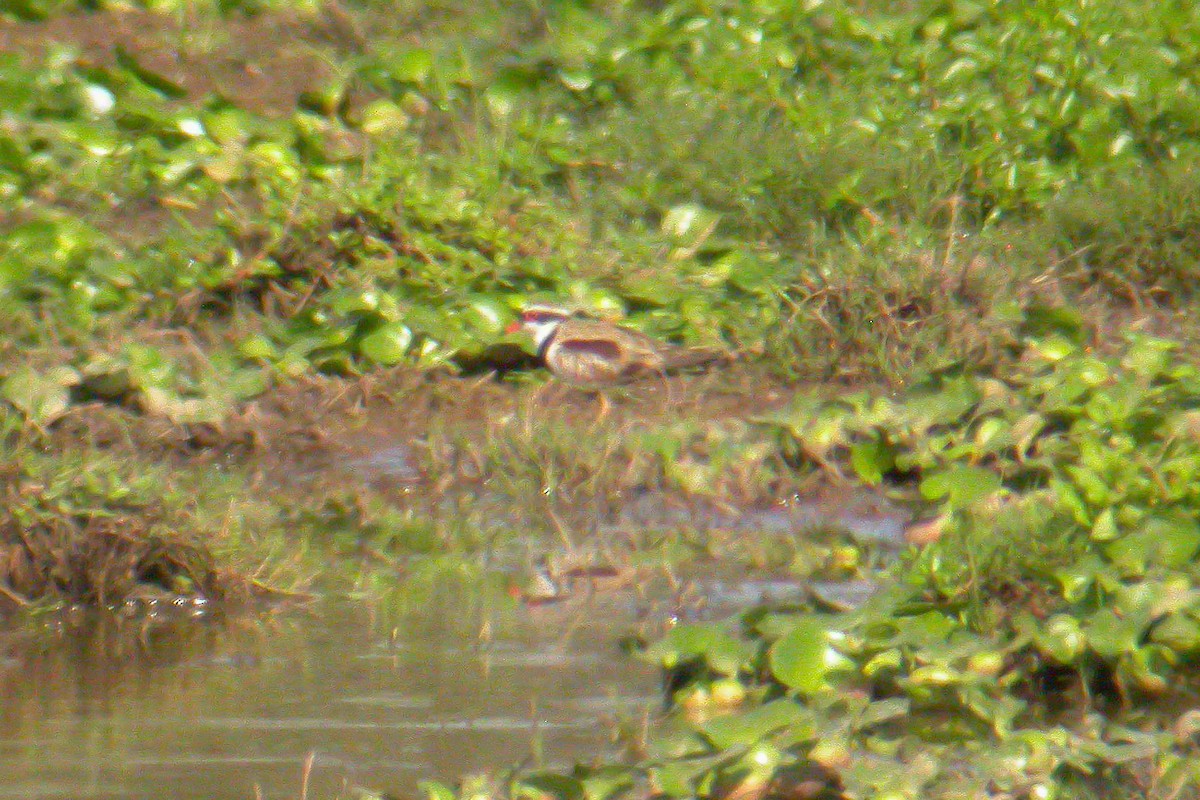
[505,304,726,419]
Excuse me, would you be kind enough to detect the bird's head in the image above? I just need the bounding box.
[505,304,573,350]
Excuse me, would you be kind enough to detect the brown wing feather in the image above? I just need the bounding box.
[554,337,624,361]
[549,337,630,386]
[548,318,726,386]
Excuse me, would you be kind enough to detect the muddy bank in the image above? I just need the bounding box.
[3,363,900,610]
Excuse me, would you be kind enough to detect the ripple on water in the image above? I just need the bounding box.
[0,599,659,800]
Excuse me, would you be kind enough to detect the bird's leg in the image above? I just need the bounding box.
[658,369,677,408]
[588,390,612,433]
[523,380,553,438]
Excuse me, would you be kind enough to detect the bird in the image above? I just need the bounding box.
[505,304,725,388]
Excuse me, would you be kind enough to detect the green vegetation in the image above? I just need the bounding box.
[495,318,1200,800]
[7,0,1200,396]
[5,0,1200,796]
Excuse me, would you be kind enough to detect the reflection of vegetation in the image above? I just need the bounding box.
[3,0,1200,795]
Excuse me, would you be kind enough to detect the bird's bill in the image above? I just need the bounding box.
[505,320,523,334]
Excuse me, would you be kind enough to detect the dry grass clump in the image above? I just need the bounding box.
[0,462,227,610]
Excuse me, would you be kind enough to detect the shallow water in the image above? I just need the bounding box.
[1,431,902,800]
[0,595,659,800]
[345,444,910,551]
[0,559,888,800]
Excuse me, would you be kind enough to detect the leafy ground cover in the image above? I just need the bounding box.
[5,0,1200,797]
[471,315,1200,800]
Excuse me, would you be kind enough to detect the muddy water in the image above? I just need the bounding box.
[0,427,906,800]
[0,594,660,800]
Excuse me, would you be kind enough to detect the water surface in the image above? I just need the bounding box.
[0,594,659,800]
[0,447,903,800]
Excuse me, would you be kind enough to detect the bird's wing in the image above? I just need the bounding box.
[554,336,624,361]
[567,319,665,359]
[551,336,630,385]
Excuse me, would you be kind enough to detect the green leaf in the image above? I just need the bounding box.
[856,698,910,729]
[125,344,175,389]
[1020,304,1085,343]
[768,617,839,695]
[1105,514,1200,571]
[699,699,814,750]
[203,106,251,145]
[642,623,752,676]
[140,387,227,425]
[919,466,1001,508]
[905,665,961,687]
[1,365,79,425]
[1055,558,1102,602]
[460,296,508,337]
[1035,614,1086,664]
[661,203,720,251]
[1029,334,1078,361]
[226,368,270,401]
[0,0,50,21]
[902,379,980,428]
[389,49,434,84]
[1090,507,1118,541]
[1086,608,1143,658]
[298,80,345,116]
[329,288,380,315]
[619,275,679,307]
[359,99,409,135]
[418,781,457,800]
[484,69,536,115]
[1122,336,1175,378]
[850,437,894,484]
[115,45,187,99]
[961,686,1026,734]
[517,773,584,800]
[649,761,706,799]
[359,323,413,365]
[1118,645,1172,694]
[558,68,594,92]
[238,335,278,361]
[579,767,636,800]
[1150,614,1200,654]
[77,353,135,399]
